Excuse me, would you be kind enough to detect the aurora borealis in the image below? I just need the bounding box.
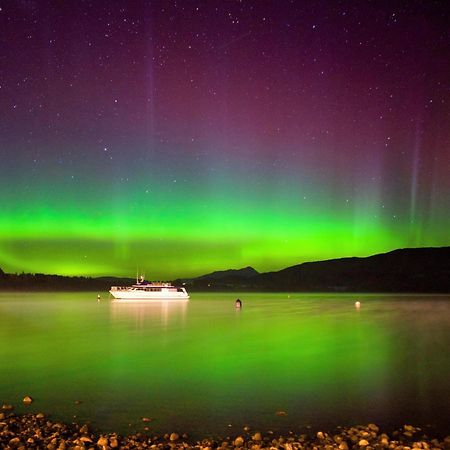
[0,1,449,278]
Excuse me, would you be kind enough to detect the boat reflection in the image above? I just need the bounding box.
[110,300,188,329]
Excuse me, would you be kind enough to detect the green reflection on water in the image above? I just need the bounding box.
[0,293,449,437]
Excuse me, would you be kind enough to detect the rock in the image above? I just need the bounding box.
[97,436,108,447]
[36,413,45,419]
[359,439,370,447]
[244,426,250,432]
[110,437,119,448]
[368,424,379,433]
[339,442,349,450]
[317,432,326,440]
[169,432,179,441]
[142,417,152,422]
[234,436,244,447]
[79,436,92,443]
[0,412,4,420]
[23,395,33,404]
[276,411,287,416]
[1,404,13,410]
[79,424,89,434]
[74,400,82,405]
[252,432,262,442]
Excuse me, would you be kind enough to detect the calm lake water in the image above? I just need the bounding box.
[0,292,449,438]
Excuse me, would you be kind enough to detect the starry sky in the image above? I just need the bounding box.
[0,0,449,278]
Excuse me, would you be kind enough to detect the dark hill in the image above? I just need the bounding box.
[196,266,258,280]
[183,247,450,292]
[175,266,259,290]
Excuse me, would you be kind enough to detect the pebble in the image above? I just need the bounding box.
[252,432,262,442]
[23,395,33,404]
[0,412,448,450]
[97,436,108,447]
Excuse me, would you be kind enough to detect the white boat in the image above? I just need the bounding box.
[110,276,189,301]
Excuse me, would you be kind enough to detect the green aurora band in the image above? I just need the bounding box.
[0,147,447,278]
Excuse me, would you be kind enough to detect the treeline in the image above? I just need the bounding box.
[0,270,132,291]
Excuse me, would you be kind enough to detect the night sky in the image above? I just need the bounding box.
[1,1,449,278]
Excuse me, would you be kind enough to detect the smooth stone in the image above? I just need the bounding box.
[36,413,45,419]
[339,442,349,450]
[359,439,370,447]
[97,436,108,446]
[234,436,244,447]
[252,432,262,442]
[169,432,179,441]
[275,410,287,416]
[23,395,33,404]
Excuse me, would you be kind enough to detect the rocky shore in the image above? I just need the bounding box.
[1,406,449,450]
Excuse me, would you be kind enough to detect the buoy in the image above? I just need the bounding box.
[355,301,361,309]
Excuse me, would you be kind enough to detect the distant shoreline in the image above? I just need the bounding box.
[1,246,449,293]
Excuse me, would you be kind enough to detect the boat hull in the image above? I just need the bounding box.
[109,289,189,301]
